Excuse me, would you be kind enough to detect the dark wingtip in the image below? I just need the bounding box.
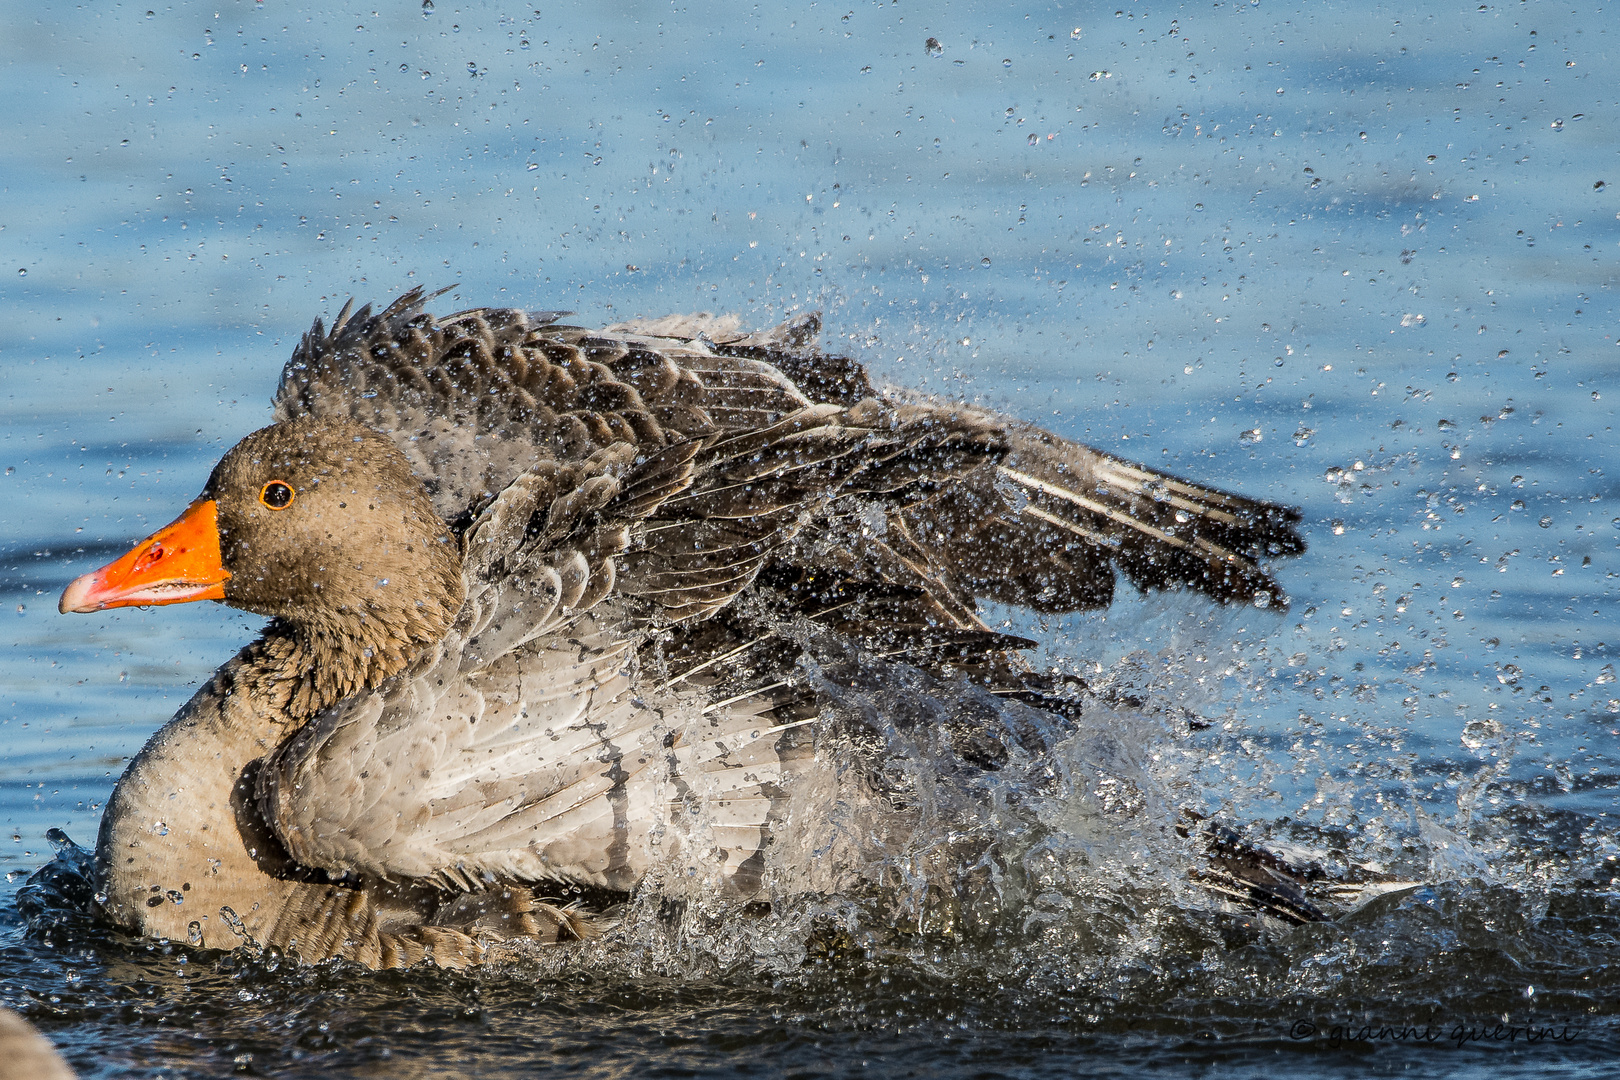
[1185,815,1332,925]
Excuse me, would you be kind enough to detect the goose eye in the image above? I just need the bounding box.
[259,481,295,510]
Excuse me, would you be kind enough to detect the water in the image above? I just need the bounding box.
[2,0,1618,1075]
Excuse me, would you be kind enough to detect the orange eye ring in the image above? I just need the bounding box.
[259,481,295,510]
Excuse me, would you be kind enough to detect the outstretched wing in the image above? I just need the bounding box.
[275,290,1301,610]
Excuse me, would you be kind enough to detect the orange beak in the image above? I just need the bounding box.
[59,499,231,614]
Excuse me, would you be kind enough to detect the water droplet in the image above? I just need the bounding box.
[1550,118,1564,130]
[421,0,433,11]
[924,37,943,57]
[981,257,991,267]
[16,268,26,276]
[1462,717,1503,750]
[520,38,530,49]
[1002,58,1012,67]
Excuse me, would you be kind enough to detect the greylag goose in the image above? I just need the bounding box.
[59,289,1307,967]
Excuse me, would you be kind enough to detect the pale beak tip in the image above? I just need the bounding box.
[59,573,102,615]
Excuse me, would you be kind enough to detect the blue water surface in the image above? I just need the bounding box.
[2,1,1617,1076]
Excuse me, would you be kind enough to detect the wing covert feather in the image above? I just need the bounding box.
[272,289,815,525]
